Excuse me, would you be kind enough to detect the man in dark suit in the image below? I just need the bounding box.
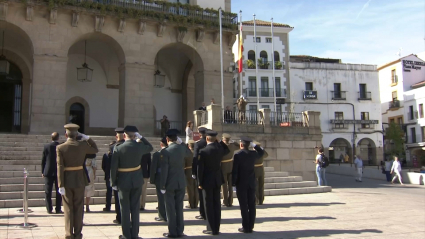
[161,129,192,238]
[140,153,151,211]
[184,140,198,209]
[111,125,153,239]
[109,128,125,223]
[198,130,229,235]
[192,127,208,220]
[150,137,168,222]
[232,136,264,233]
[101,140,116,212]
[41,132,62,214]
[198,102,206,111]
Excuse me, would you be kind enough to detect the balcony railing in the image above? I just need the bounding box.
[332,122,349,129]
[270,112,304,127]
[243,88,287,98]
[358,91,372,100]
[331,91,346,100]
[243,60,284,70]
[389,100,400,109]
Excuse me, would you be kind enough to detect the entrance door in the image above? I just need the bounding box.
[69,103,85,133]
[0,83,14,132]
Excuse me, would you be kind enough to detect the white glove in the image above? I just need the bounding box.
[135,132,143,139]
[250,142,257,148]
[58,187,65,195]
[161,190,166,194]
[192,175,196,179]
[176,137,183,144]
[78,132,89,140]
[112,186,118,191]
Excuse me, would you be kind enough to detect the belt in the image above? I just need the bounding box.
[64,166,83,171]
[221,159,233,163]
[118,165,141,172]
[254,163,264,167]
[184,166,192,170]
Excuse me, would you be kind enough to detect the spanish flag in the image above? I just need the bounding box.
[238,19,243,73]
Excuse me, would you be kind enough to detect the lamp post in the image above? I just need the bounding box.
[77,40,93,82]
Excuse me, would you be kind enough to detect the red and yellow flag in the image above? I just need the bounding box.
[238,23,243,73]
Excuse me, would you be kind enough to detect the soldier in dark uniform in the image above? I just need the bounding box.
[111,126,153,239]
[198,130,229,235]
[140,152,151,211]
[161,129,192,238]
[232,136,264,233]
[150,137,168,222]
[108,128,125,224]
[253,141,268,205]
[192,127,208,220]
[101,140,115,212]
[220,133,239,207]
[184,140,198,209]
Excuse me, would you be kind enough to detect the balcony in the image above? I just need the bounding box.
[358,92,372,100]
[331,91,346,100]
[332,122,349,129]
[303,90,317,100]
[244,88,287,98]
[243,60,284,70]
[389,100,400,110]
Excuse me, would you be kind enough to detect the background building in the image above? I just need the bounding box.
[378,54,425,166]
[290,56,383,164]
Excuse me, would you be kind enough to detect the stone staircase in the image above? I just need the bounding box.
[0,134,331,208]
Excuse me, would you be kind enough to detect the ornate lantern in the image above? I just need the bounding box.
[77,40,93,82]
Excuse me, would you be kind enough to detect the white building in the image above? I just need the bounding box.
[378,54,425,165]
[232,20,293,112]
[290,56,383,164]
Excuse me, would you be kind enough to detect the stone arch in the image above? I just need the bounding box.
[248,50,256,61]
[260,51,268,61]
[65,96,90,134]
[328,138,352,163]
[0,21,34,63]
[274,51,280,62]
[357,138,377,165]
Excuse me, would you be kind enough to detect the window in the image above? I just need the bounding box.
[249,105,257,111]
[260,51,268,63]
[359,84,367,99]
[409,105,414,120]
[397,117,403,125]
[411,127,416,143]
[266,38,272,43]
[275,77,281,97]
[274,51,280,62]
[333,83,342,99]
[391,69,397,84]
[334,112,344,128]
[422,126,425,142]
[253,37,261,43]
[419,104,424,118]
[261,105,269,109]
[305,82,313,91]
[361,112,370,128]
[392,91,398,101]
[248,50,256,61]
[248,77,257,97]
[261,77,269,97]
[389,118,395,124]
[276,105,282,113]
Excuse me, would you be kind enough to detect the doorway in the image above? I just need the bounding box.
[69,103,85,133]
[0,62,23,133]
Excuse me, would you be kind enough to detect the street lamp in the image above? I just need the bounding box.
[77,40,93,82]
[154,54,165,88]
[0,31,10,75]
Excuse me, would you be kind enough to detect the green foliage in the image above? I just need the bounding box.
[385,122,405,157]
[275,61,282,69]
[257,59,270,69]
[246,59,256,69]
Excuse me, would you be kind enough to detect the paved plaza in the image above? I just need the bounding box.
[0,174,424,239]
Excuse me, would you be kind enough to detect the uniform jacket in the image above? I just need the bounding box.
[232,145,264,189]
[150,148,166,185]
[254,150,268,177]
[198,141,230,189]
[184,149,194,177]
[111,138,153,190]
[160,142,192,190]
[141,153,151,178]
[192,137,207,176]
[57,138,99,188]
[42,141,60,177]
[101,140,125,181]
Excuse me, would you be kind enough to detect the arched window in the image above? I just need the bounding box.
[248,50,256,61]
[274,51,280,62]
[260,51,268,63]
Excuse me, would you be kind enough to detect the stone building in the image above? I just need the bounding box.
[0,0,237,135]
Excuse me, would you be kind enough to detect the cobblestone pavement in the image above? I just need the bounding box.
[1,174,424,239]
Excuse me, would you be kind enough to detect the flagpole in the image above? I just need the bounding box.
[219,8,224,112]
[239,10,243,98]
[271,18,277,112]
[254,14,259,110]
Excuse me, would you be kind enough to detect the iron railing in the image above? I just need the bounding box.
[243,88,287,98]
[270,112,304,127]
[358,91,371,100]
[155,120,183,134]
[389,100,400,109]
[223,110,262,125]
[331,91,346,100]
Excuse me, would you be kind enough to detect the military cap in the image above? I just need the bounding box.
[160,137,168,145]
[115,127,124,133]
[222,133,231,139]
[240,136,253,143]
[198,127,208,134]
[206,130,218,137]
[253,141,261,146]
[166,129,180,136]
[64,124,80,130]
[123,125,138,133]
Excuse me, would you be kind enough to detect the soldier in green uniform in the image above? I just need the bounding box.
[111,125,153,239]
[150,137,168,222]
[161,129,192,238]
[253,141,268,205]
[184,140,198,209]
[220,133,240,207]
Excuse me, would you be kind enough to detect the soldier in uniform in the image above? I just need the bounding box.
[150,137,168,222]
[232,136,264,233]
[161,129,192,238]
[140,152,151,211]
[184,140,198,209]
[220,133,239,207]
[109,128,126,224]
[192,127,208,220]
[253,141,268,205]
[111,126,153,239]
[57,124,98,239]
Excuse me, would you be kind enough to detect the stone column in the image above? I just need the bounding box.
[193,110,204,129]
[30,55,67,134]
[260,108,271,133]
[121,63,155,135]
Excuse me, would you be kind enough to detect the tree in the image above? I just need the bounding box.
[385,122,405,157]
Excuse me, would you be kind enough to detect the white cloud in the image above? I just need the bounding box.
[356,0,372,20]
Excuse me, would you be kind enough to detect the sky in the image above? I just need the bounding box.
[232,0,425,66]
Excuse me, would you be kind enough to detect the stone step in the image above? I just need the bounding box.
[264,176,303,183]
[264,181,317,189]
[265,186,332,196]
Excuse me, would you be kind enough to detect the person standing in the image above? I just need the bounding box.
[315,147,327,186]
[84,154,97,212]
[384,159,393,182]
[391,156,404,185]
[236,96,248,123]
[232,136,264,233]
[161,115,170,138]
[101,140,116,212]
[224,106,234,123]
[198,102,206,111]
[185,121,193,143]
[140,153,151,211]
[253,141,268,205]
[150,137,168,222]
[41,132,62,214]
[111,125,153,239]
[354,155,363,182]
[57,124,98,239]
[110,128,125,223]
[220,133,239,207]
[184,140,198,209]
[192,127,208,220]
[161,129,192,238]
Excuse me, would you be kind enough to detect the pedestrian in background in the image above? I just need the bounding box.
[140,153,151,211]
[315,147,327,186]
[185,121,193,143]
[384,158,393,182]
[354,155,363,182]
[101,140,115,212]
[391,156,404,185]
[161,115,170,138]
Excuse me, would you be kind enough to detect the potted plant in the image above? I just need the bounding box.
[275,61,282,69]
[257,59,270,69]
[246,59,256,69]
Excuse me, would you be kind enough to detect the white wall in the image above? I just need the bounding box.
[66,55,119,128]
[196,0,225,9]
[153,74,183,123]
